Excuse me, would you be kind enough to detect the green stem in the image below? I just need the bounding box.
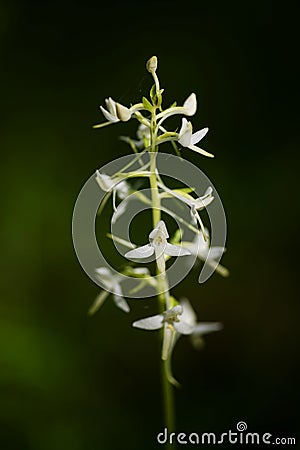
[149,102,175,447]
[162,360,175,434]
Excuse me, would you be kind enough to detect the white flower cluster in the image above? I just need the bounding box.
[89,56,228,386]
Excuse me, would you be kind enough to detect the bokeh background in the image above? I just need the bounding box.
[1,1,299,449]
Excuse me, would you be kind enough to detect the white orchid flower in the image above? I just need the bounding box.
[178,118,214,158]
[95,170,130,222]
[100,97,132,123]
[120,123,151,150]
[95,171,129,199]
[93,97,144,128]
[157,180,214,239]
[156,93,197,127]
[132,304,195,360]
[89,267,130,315]
[163,298,223,386]
[182,229,229,277]
[124,220,190,272]
[137,123,151,141]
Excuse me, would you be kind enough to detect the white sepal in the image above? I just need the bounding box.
[132,314,164,330]
[125,244,154,259]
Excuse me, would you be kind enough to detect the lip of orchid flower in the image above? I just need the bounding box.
[124,220,191,272]
[178,118,214,158]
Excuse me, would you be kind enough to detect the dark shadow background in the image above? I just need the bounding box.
[1,1,299,449]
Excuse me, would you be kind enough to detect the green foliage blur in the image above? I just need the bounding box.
[0,1,298,449]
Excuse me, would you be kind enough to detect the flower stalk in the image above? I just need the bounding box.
[147,62,176,435]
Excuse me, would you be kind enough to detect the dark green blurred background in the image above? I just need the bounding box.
[1,1,299,449]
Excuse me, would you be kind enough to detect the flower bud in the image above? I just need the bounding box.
[146,56,158,73]
[183,93,197,116]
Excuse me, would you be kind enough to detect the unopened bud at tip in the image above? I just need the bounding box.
[146,56,158,73]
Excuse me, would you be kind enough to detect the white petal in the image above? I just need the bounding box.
[106,97,117,116]
[188,144,214,158]
[133,314,164,330]
[207,246,226,260]
[156,220,169,238]
[116,102,132,121]
[116,180,130,198]
[111,200,127,224]
[204,186,213,196]
[137,124,151,140]
[125,244,154,259]
[174,320,194,335]
[112,280,123,297]
[95,267,112,276]
[178,119,192,147]
[113,294,130,313]
[193,322,223,335]
[180,117,189,132]
[191,127,209,145]
[192,232,209,257]
[95,171,114,191]
[100,105,118,123]
[149,221,169,239]
[164,243,191,257]
[194,194,214,210]
[129,267,150,276]
[180,298,197,327]
[183,93,197,116]
[95,267,114,289]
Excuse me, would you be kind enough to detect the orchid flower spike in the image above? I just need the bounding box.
[178,118,214,158]
[89,267,130,315]
[132,304,195,360]
[182,229,229,277]
[124,220,190,273]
